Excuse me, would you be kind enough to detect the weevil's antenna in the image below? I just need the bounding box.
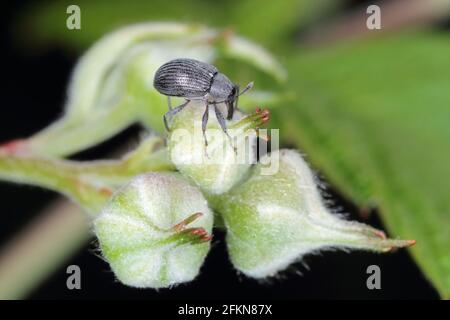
[234,81,254,111]
[238,81,254,96]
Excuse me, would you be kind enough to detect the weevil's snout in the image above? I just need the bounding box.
[229,85,238,102]
[226,100,234,120]
[229,82,253,115]
[223,85,238,120]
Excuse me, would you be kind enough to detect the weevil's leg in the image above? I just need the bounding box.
[214,103,236,153]
[163,100,189,131]
[167,96,173,110]
[226,101,234,120]
[202,102,209,147]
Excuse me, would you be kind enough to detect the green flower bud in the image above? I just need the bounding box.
[213,149,415,278]
[94,172,213,288]
[167,102,268,195]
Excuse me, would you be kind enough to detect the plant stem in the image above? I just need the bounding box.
[0,200,89,299]
[0,137,174,215]
[0,152,111,214]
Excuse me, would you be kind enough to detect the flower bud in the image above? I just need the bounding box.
[93,172,213,288]
[213,149,415,278]
[167,102,268,195]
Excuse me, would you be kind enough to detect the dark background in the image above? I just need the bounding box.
[0,0,440,299]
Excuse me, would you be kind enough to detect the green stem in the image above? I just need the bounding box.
[0,137,174,215]
[0,152,109,214]
[0,200,90,299]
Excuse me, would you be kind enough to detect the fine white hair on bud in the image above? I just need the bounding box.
[213,149,415,279]
[167,101,268,195]
[93,172,214,288]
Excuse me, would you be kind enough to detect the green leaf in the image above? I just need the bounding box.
[271,32,450,298]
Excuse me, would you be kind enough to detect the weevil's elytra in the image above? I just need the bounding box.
[153,58,253,149]
[154,59,218,98]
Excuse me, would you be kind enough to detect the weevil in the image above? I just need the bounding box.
[153,58,253,147]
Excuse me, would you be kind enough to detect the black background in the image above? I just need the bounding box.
[0,0,440,299]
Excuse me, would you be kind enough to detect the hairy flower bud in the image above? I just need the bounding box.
[167,102,268,194]
[213,149,415,278]
[94,172,213,288]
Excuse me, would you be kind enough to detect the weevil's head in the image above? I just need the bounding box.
[209,72,253,119]
[209,73,234,101]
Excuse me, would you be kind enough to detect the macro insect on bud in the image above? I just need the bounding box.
[153,58,253,148]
